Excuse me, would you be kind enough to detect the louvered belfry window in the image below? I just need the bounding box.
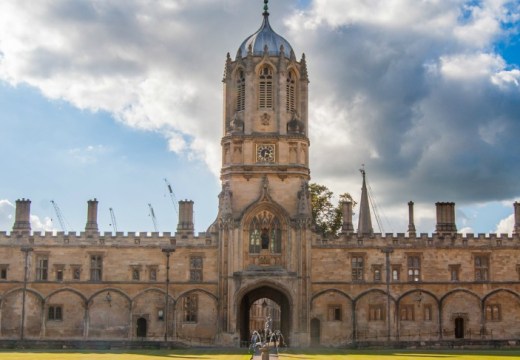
[259,65,273,109]
[236,69,245,111]
[286,70,296,111]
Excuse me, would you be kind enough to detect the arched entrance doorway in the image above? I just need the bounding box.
[310,318,320,346]
[454,317,464,339]
[136,317,147,338]
[238,285,291,346]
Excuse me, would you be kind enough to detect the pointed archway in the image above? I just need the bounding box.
[238,285,291,345]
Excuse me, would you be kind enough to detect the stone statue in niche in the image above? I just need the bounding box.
[287,110,305,134]
[219,182,233,217]
[261,228,269,249]
[229,113,244,133]
[297,180,311,217]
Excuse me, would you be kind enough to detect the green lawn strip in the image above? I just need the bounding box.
[0,349,251,360]
[278,349,520,360]
[3,349,520,360]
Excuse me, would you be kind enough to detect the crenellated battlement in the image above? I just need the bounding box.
[0,230,216,247]
[314,232,519,248]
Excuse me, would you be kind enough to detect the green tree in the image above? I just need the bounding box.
[309,183,357,238]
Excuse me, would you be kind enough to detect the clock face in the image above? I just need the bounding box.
[256,144,275,163]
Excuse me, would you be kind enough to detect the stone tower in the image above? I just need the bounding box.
[217,0,312,346]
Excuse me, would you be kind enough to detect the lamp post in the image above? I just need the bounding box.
[162,246,175,342]
[20,246,33,341]
[381,247,394,342]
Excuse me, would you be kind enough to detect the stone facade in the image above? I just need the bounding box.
[1,4,520,348]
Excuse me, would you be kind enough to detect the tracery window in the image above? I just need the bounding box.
[392,265,401,282]
[184,295,198,323]
[475,255,489,281]
[259,65,273,109]
[369,304,385,321]
[407,255,421,282]
[55,264,64,282]
[286,70,296,111]
[36,255,49,281]
[400,304,415,321]
[328,305,342,321]
[485,304,501,321]
[372,265,382,282]
[148,266,158,281]
[249,211,282,254]
[90,255,103,282]
[48,305,63,321]
[190,256,203,282]
[236,69,245,112]
[449,264,460,281]
[351,255,364,282]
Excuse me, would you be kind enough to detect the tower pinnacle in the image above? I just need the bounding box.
[263,0,269,16]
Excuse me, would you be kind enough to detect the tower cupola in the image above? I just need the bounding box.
[220,0,310,216]
[238,0,294,57]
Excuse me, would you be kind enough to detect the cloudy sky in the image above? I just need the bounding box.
[0,0,519,235]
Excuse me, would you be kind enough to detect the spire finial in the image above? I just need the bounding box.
[357,164,373,235]
[360,164,366,178]
[263,0,269,16]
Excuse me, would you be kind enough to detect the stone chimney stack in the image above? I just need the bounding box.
[514,201,520,236]
[408,201,416,237]
[177,200,194,234]
[85,199,99,233]
[435,202,457,234]
[12,198,31,233]
[341,201,354,234]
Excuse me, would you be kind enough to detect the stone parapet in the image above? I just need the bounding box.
[0,231,215,247]
[314,232,517,248]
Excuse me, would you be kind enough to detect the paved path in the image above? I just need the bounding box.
[251,354,278,360]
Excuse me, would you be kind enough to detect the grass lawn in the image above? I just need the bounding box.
[1,349,520,360]
[0,348,251,360]
[278,349,520,359]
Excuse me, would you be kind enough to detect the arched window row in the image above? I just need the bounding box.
[234,66,300,113]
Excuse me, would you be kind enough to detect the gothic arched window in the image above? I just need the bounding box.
[249,211,281,254]
[269,217,282,254]
[258,65,273,109]
[249,217,261,254]
[286,70,296,112]
[236,69,245,112]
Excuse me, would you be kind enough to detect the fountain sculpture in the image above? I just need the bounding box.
[250,315,286,358]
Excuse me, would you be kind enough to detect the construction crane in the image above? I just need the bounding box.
[109,208,118,232]
[148,203,158,232]
[50,200,70,232]
[164,178,179,214]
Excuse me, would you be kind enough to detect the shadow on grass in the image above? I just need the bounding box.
[0,348,252,359]
[279,348,520,358]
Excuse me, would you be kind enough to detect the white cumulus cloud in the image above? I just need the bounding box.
[495,213,515,234]
[0,0,519,233]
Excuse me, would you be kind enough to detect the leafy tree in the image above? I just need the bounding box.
[309,183,357,238]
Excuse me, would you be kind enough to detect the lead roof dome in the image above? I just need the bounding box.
[238,8,294,57]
